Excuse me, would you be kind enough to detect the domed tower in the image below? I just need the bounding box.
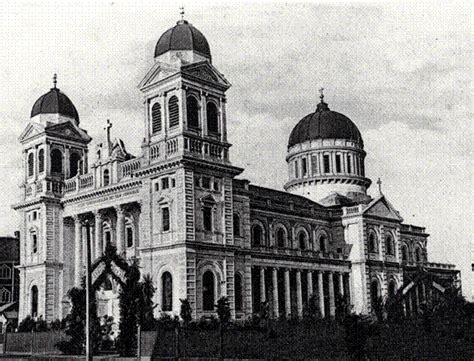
[284,91,371,206]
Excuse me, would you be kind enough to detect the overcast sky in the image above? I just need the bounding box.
[0,0,471,298]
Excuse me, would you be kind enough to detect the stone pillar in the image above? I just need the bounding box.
[272,268,279,318]
[260,267,266,303]
[415,284,420,312]
[115,206,125,255]
[284,269,291,318]
[328,272,336,318]
[338,272,344,297]
[307,271,313,301]
[95,211,103,260]
[317,271,325,318]
[421,281,426,303]
[296,270,303,318]
[74,216,83,287]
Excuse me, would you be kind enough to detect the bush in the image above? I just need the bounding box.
[17,315,35,332]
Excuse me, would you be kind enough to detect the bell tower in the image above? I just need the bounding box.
[14,76,91,322]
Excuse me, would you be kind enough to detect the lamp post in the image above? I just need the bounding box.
[85,220,92,361]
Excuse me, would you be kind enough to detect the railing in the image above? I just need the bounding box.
[64,178,77,193]
[425,262,455,270]
[166,139,179,155]
[253,246,344,260]
[343,205,362,216]
[79,173,94,189]
[120,158,141,178]
[150,143,160,160]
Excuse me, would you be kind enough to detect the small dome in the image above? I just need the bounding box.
[288,101,363,148]
[31,87,79,123]
[155,20,211,59]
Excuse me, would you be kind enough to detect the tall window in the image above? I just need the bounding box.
[126,226,134,248]
[28,153,34,177]
[298,232,307,250]
[234,273,243,312]
[276,228,286,248]
[294,161,299,178]
[203,207,213,231]
[104,230,111,246]
[0,265,11,279]
[168,96,179,128]
[368,233,377,253]
[323,154,330,173]
[103,169,110,186]
[370,280,380,308]
[31,232,38,254]
[319,235,327,253]
[161,272,173,311]
[202,271,215,311]
[415,247,422,263]
[301,158,308,176]
[206,102,219,134]
[38,149,45,173]
[385,235,394,256]
[151,103,162,133]
[252,224,264,247]
[69,152,81,178]
[233,213,240,236]
[401,244,409,262]
[335,154,342,173]
[31,285,38,316]
[347,154,352,174]
[388,281,397,298]
[162,207,170,232]
[51,149,63,174]
[186,96,199,129]
[311,155,318,175]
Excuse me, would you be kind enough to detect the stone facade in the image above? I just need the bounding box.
[13,18,459,324]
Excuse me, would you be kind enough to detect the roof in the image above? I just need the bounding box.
[0,237,19,262]
[31,87,79,123]
[155,20,211,59]
[288,101,363,148]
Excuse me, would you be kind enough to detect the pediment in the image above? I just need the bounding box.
[363,196,403,222]
[181,62,231,89]
[138,63,179,90]
[45,121,92,143]
[200,194,217,205]
[19,122,45,143]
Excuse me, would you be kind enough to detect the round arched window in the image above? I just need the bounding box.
[319,235,327,253]
[276,228,286,248]
[187,96,200,129]
[401,244,409,262]
[51,149,63,174]
[369,232,377,253]
[385,235,394,255]
[298,232,307,250]
[202,271,215,311]
[252,224,264,247]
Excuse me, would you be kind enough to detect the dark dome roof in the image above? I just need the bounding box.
[31,87,79,123]
[155,20,211,58]
[288,102,363,148]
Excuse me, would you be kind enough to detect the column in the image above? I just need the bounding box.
[421,281,426,303]
[415,284,420,312]
[115,206,125,255]
[328,272,335,318]
[259,267,266,303]
[284,269,291,318]
[317,271,325,318]
[338,272,344,297]
[74,216,83,287]
[307,271,313,301]
[272,268,279,318]
[94,211,103,260]
[296,270,303,318]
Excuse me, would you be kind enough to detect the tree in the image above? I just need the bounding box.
[215,296,231,360]
[138,274,156,331]
[180,298,193,357]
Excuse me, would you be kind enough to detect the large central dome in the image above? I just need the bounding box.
[155,20,211,59]
[288,102,363,148]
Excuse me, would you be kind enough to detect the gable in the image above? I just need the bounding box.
[138,63,179,90]
[181,62,231,89]
[363,196,403,222]
[45,121,91,143]
[18,122,45,143]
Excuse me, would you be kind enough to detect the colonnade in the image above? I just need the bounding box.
[253,266,350,319]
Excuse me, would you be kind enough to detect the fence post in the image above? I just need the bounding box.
[3,324,7,354]
[30,329,35,355]
[137,325,141,361]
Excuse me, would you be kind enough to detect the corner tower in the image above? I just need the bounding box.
[284,91,371,206]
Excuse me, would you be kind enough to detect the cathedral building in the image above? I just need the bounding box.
[13,17,459,323]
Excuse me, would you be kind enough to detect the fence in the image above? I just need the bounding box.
[4,331,68,354]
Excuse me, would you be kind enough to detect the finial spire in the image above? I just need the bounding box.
[105,119,113,156]
[53,73,57,89]
[377,177,383,195]
[179,5,185,20]
[316,87,329,112]
[319,87,324,103]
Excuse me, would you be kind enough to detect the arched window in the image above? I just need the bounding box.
[401,244,409,262]
[385,235,394,256]
[31,232,38,254]
[151,103,162,134]
[38,149,45,173]
[234,273,243,312]
[0,265,10,279]
[252,224,264,247]
[0,288,11,303]
[370,280,380,307]
[125,221,134,248]
[415,247,423,263]
[368,232,377,253]
[50,149,63,174]
[187,96,199,129]
[388,280,397,298]
[161,272,173,311]
[168,96,179,128]
[206,102,219,134]
[276,227,286,248]
[202,271,215,311]
[69,152,81,178]
[31,285,38,316]
[319,235,327,253]
[298,231,307,250]
[28,153,34,177]
[103,169,110,186]
[233,213,240,237]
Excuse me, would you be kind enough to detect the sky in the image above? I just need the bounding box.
[0,0,472,299]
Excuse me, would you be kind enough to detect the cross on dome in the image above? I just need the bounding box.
[53,73,57,89]
[179,5,185,20]
[319,87,324,102]
[377,177,383,194]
